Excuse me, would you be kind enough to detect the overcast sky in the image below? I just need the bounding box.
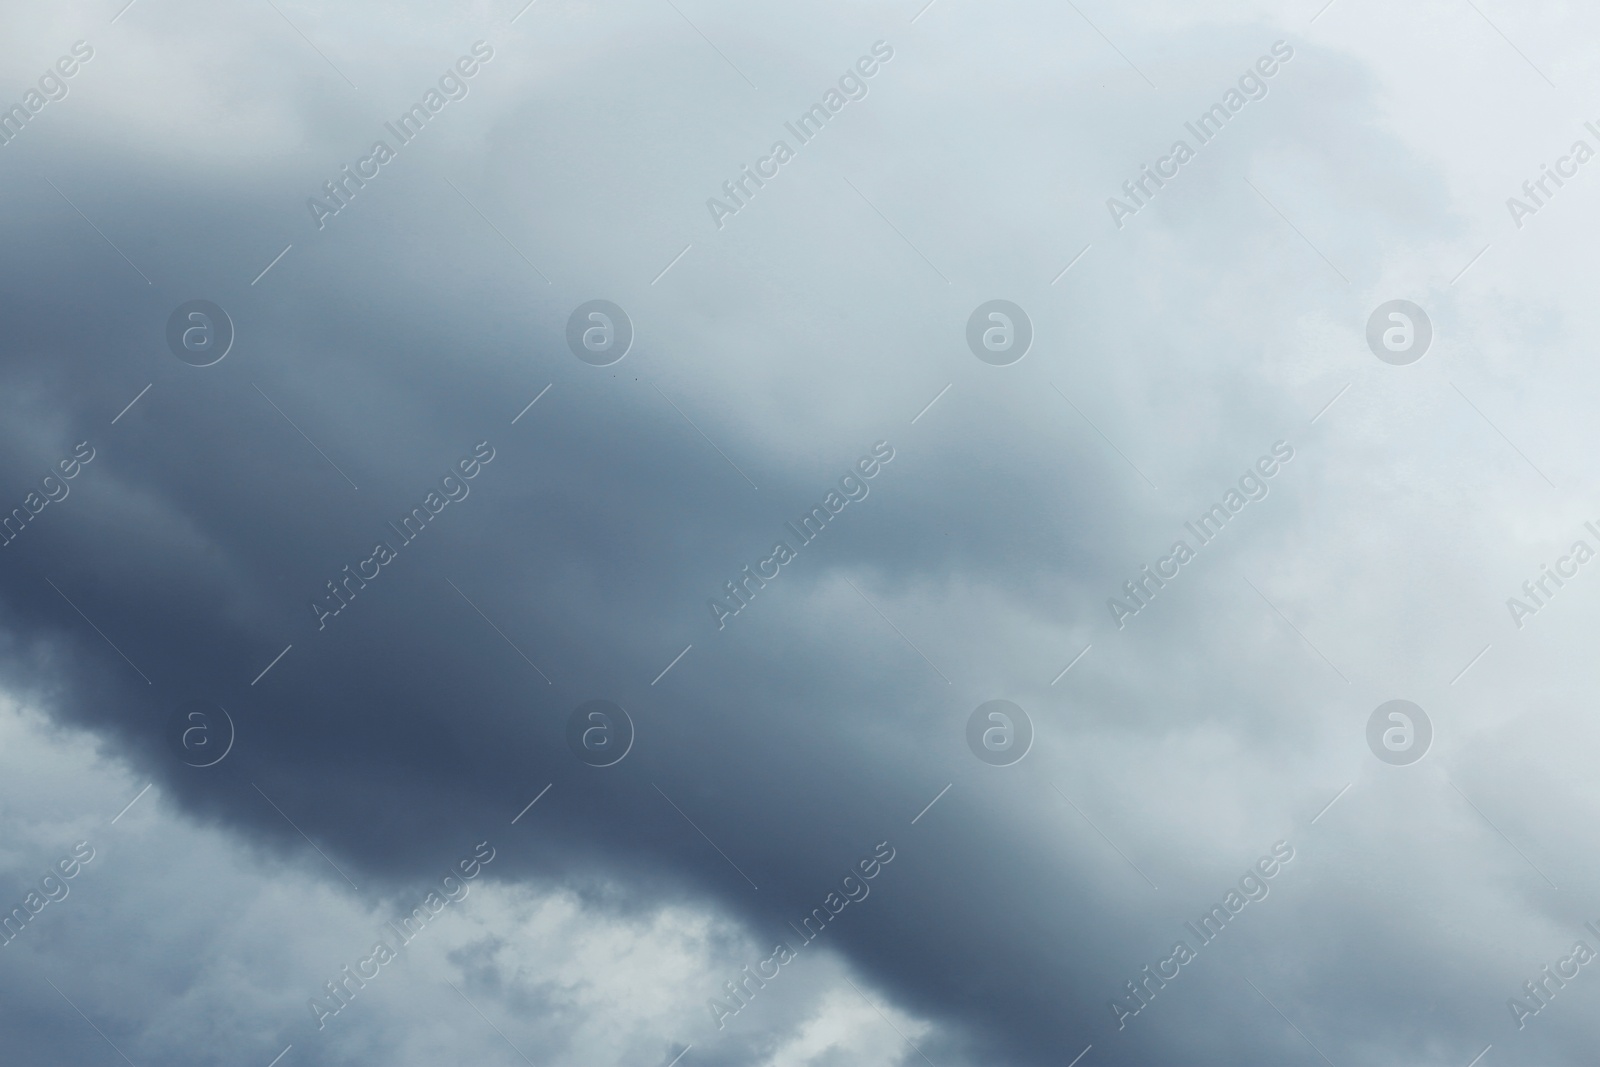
[3,1,1600,1065]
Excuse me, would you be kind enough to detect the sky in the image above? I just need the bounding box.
[2,0,1600,1065]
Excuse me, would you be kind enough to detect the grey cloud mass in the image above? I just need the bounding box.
[1,1,1599,1066]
